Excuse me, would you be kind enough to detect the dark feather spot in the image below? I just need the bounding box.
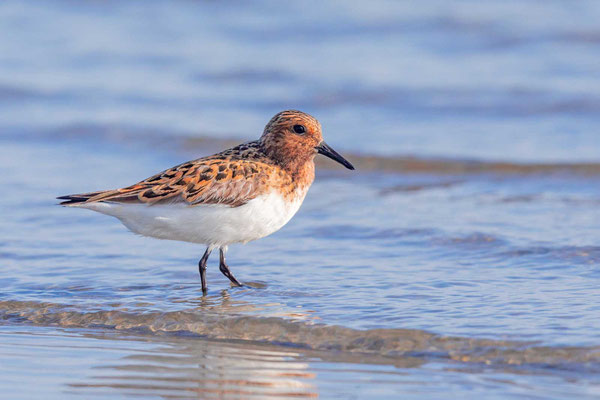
[147,175,163,182]
[143,190,162,198]
[215,172,227,180]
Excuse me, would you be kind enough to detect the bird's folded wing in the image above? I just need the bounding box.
[58,158,281,207]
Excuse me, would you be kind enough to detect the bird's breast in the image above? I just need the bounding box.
[238,185,309,242]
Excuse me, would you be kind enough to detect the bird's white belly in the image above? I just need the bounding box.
[78,190,306,246]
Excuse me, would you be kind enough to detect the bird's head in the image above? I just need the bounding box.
[260,110,354,171]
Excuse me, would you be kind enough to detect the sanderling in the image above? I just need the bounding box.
[58,110,354,292]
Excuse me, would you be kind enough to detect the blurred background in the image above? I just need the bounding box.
[2,0,599,160]
[1,1,599,399]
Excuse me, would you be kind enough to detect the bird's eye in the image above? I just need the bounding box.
[293,125,306,134]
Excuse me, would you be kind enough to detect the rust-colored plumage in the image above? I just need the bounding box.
[59,110,324,208]
[61,142,284,207]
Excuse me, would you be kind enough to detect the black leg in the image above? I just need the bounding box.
[219,248,242,287]
[198,247,212,293]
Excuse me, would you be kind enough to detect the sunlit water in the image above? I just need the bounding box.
[1,1,600,398]
[7,325,599,400]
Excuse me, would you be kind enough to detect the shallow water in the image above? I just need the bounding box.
[5,325,599,400]
[1,1,600,398]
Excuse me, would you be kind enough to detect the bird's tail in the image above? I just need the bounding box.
[57,191,109,206]
[57,184,149,205]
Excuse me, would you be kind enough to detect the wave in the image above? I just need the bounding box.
[1,300,598,371]
[346,155,600,175]
[147,130,600,175]
[5,124,600,175]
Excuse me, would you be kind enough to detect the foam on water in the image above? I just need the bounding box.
[2,300,600,373]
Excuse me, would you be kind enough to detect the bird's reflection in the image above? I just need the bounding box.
[179,284,318,322]
[69,333,319,399]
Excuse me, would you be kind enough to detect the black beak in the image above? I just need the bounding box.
[315,141,355,170]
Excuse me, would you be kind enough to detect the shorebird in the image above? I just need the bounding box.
[58,110,354,292]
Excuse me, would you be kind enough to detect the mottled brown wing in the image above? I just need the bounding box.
[60,157,280,207]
